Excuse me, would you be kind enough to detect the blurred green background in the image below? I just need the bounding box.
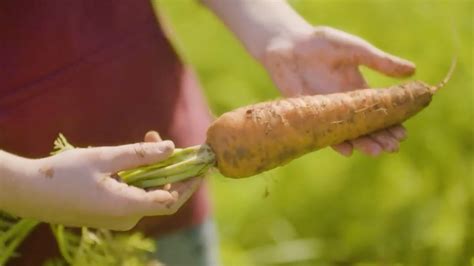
[156,1,473,265]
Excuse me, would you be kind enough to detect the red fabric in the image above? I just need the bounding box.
[0,1,211,265]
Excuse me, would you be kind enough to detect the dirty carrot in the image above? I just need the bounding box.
[120,61,455,185]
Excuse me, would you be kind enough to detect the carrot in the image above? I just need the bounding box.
[119,61,455,184]
[208,81,433,177]
[206,61,455,178]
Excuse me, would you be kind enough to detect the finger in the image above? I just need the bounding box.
[353,41,415,77]
[94,141,175,173]
[146,177,202,216]
[319,27,415,77]
[369,130,400,153]
[100,177,175,216]
[331,141,353,157]
[337,66,370,92]
[387,125,407,141]
[143,132,172,192]
[350,136,383,156]
[144,131,162,142]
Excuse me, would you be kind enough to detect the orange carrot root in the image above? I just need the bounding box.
[207,73,450,178]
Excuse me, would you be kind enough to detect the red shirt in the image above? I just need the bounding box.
[0,1,211,264]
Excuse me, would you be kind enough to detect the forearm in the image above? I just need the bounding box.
[0,151,36,214]
[201,0,312,60]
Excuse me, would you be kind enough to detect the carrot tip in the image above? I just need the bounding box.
[432,56,457,92]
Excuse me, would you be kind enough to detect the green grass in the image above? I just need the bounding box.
[156,1,473,265]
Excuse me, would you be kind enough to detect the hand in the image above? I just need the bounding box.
[1,134,200,231]
[261,26,415,156]
[141,130,202,213]
[133,131,204,233]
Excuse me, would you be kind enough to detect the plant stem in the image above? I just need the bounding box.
[0,219,40,265]
[119,144,216,189]
[119,146,201,178]
[132,164,212,188]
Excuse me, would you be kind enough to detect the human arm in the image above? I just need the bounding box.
[201,0,415,156]
[0,139,200,231]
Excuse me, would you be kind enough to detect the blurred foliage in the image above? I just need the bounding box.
[156,0,473,265]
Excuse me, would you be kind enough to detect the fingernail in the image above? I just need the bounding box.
[391,127,407,141]
[340,147,353,157]
[369,145,382,157]
[170,191,179,199]
[156,140,174,152]
[397,133,407,141]
[401,130,407,140]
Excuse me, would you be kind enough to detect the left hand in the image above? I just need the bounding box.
[0,131,200,231]
[133,131,203,233]
[261,26,415,156]
[140,130,202,214]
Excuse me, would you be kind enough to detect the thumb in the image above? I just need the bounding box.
[144,130,162,142]
[94,141,174,173]
[353,41,416,77]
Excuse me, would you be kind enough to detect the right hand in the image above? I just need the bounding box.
[261,26,413,156]
[2,136,200,231]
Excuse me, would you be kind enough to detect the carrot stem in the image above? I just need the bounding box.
[0,219,40,265]
[119,144,216,188]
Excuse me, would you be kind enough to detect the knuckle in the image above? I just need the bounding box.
[131,143,147,159]
[313,26,332,36]
[84,147,106,159]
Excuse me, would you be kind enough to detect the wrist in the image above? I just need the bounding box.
[202,0,313,61]
[254,18,313,62]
